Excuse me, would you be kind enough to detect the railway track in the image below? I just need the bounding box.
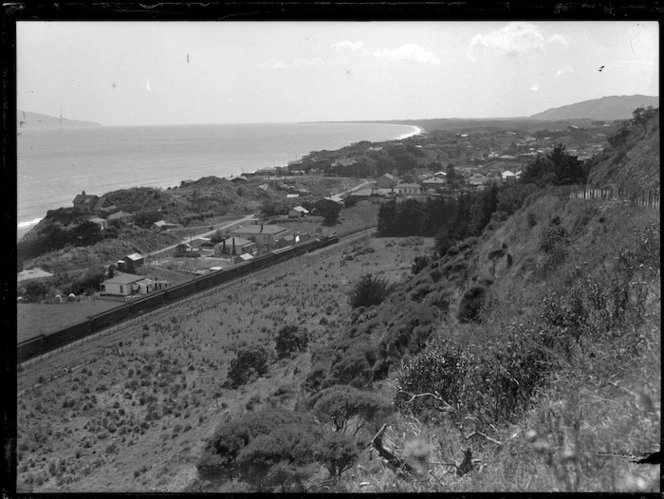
[17,226,376,375]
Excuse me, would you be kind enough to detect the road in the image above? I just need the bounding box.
[146,214,256,257]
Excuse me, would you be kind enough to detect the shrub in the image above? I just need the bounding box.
[311,385,393,434]
[275,325,309,358]
[236,423,325,490]
[227,347,269,389]
[196,409,316,479]
[458,286,487,323]
[348,273,392,309]
[411,254,432,275]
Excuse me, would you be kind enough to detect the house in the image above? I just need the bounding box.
[214,236,257,256]
[100,273,154,297]
[332,158,357,167]
[376,173,398,189]
[501,170,517,183]
[277,234,296,248]
[256,167,279,176]
[289,206,310,218]
[153,220,180,231]
[326,195,345,205]
[394,183,422,196]
[468,174,489,189]
[234,253,255,264]
[349,188,374,198]
[118,253,144,273]
[107,211,134,224]
[286,193,299,199]
[72,191,115,213]
[229,224,291,246]
[422,179,446,188]
[88,216,108,230]
[433,171,447,179]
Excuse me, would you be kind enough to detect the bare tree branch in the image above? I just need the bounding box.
[397,390,455,412]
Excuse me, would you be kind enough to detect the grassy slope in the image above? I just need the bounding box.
[296,115,660,492]
[587,109,660,191]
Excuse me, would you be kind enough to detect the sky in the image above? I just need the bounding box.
[16,21,659,126]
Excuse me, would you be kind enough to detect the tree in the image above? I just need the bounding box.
[236,423,324,491]
[227,346,269,388]
[348,274,392,309]
[197,409,316,479]
[446,163,457,183]
[411,255,432,275]
[312,385,393,434]
[71,220,103,246]
[275,325,309,358]
[317,432,361,480]
[632,105,656,134]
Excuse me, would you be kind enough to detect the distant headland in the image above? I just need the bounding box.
[17,110,102,129]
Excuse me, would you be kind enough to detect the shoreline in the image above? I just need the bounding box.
[17,123,423,241]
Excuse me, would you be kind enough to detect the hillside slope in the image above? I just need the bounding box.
[587,108,660,191]
[530,95,659,121]
[292,115,660,492]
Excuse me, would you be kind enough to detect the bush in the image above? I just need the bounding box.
[458,286,487,323]
[227,347,269,389]
[236,422,325,490]
[411,254,432,275]
[196,409,317,480]
[348,273,392,309]
[311,385,393,433]
[275,325,309,358]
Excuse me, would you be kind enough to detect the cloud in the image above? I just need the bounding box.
[468,22,571,61]
[257,61,288,69]
[372,43,440,64]
[530,84,539,92]
[333,40,363,51]
[556,64,573,76]
[258,58,324,70]
[293,57,324,68]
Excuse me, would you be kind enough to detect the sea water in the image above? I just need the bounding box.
[17,122,419,240]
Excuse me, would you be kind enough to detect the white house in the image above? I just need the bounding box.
[394,183,422,195]
[501,170,517,183]
[288,206,310,218]
[100,273,154,296]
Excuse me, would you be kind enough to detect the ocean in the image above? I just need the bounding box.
[17,122,420,240]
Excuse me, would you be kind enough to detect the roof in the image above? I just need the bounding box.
[396,183,421,188]
[286,194,299,198]
[231,225,289,235]
[380,173,397,181]
[73,193,98,205]
[88,217,106,223]
[107,211,133,220]
[231,176,248,182]
[291,206,309,213]
[351,188,374,196]
[217,236,254,247]
[502,170,516,177]
[422,179,446,184]
[434,171,447,176]
[125,253,144,261]
[236,254,255,261]
[103,273,148,285]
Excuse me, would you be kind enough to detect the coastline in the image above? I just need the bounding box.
[17,122,423,242]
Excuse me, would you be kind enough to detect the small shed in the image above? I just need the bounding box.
[119,253,144,273]
[88,216,108,230]
[288,206,310,218]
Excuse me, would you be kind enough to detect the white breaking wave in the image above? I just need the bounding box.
[396,126,423,140]
[18,217,42,229]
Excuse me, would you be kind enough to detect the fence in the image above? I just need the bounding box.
[568,186,660,209]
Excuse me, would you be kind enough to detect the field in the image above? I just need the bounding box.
[16,235,435,493]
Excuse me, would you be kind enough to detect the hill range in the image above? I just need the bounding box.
[17,110,102,129]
